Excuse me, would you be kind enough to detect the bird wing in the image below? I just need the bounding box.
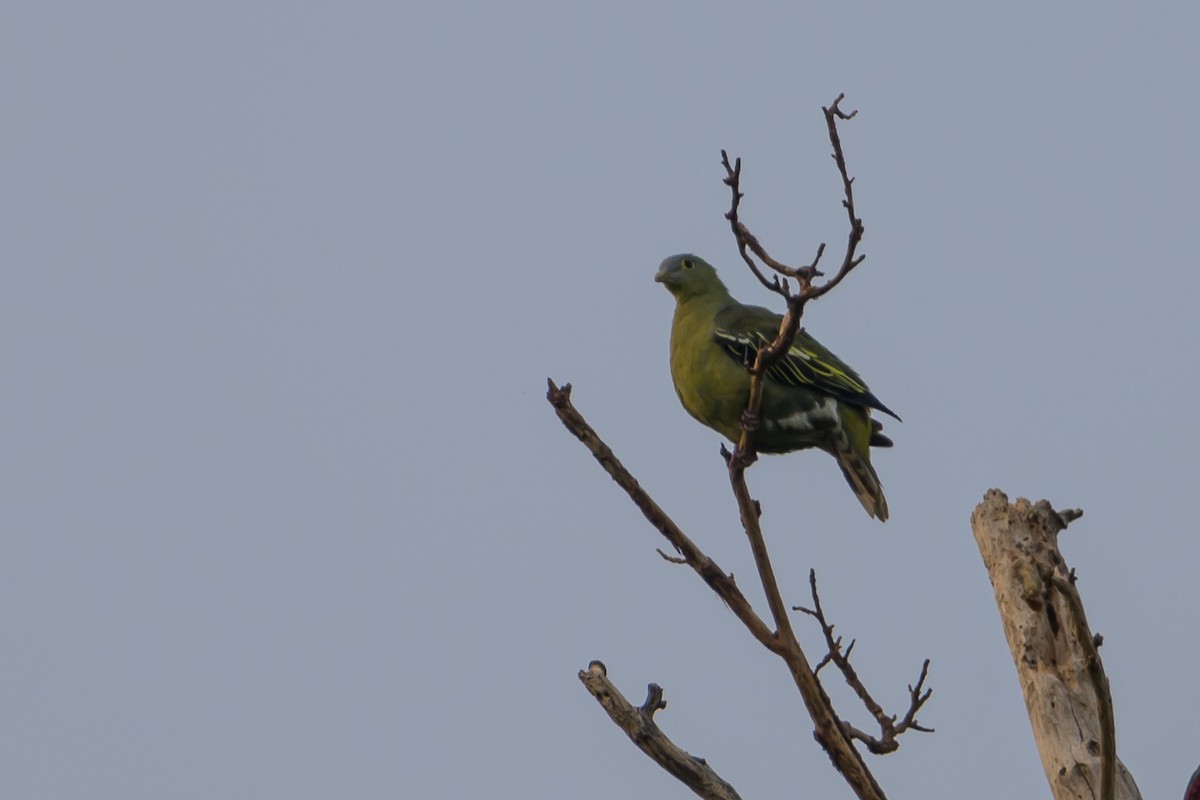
[712,303,900,421]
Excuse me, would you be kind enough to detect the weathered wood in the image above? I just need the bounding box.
[577,662,743,800]
[971,490,1142,800]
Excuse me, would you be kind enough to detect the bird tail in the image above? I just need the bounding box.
[833,447,889,521]
[831,408,889,521]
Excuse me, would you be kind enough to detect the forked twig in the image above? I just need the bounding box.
[720,93,865,309]
[795,570,934,754]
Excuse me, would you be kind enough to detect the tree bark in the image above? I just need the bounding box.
[971,489,1142,800]
[577,662,743,800]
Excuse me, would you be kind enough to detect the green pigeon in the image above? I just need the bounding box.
[655,254,898,521]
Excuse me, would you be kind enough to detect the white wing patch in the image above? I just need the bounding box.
[767,396,840,433]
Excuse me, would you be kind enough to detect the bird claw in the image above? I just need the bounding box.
[740,409,761,431]
[729,445,758,469]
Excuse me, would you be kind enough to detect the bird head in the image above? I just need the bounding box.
[654,254,728,299]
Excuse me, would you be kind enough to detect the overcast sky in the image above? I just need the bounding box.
[5,2,1200,798]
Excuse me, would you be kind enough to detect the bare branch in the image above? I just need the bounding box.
[723,406,889,800]
[546,380,776,649]
[720,93,866,315]
[894,661,935,739]
[715,96,899,799]
[549,378,888,799]
[720,150,823,295]
[795,570,934,754]
[578,662,743,800]
[803,93,866,301]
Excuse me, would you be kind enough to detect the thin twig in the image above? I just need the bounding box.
[720,93,866,309]
[657,548,688,565]
[720,150,826,293]
[804,93,866,300]
[795,570,934,754]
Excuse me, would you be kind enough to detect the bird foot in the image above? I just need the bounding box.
[740,409,761,432]
[729,445,758,469]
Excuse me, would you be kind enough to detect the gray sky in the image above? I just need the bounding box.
[4,2,1199,798]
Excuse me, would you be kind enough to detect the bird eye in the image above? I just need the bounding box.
[681,258,694,269]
